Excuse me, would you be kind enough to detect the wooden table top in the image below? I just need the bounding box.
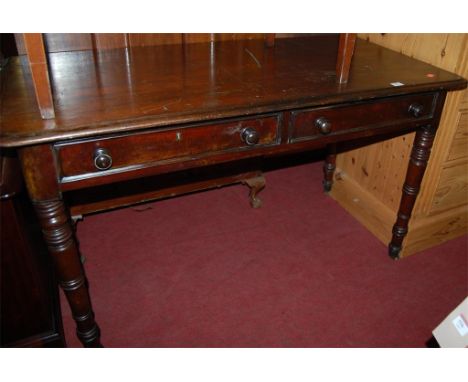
[1,35,466,148]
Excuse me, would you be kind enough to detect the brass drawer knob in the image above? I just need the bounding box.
[241,127,260,146]
[315,117,332,135]
[408,103,424,118]
[93,148,112,170]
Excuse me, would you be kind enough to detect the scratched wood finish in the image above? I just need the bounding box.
[2,36,466,148]
[332,33,468,256]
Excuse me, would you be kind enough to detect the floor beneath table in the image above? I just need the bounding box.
[61,160,467,347]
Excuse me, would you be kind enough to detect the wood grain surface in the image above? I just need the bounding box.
[2,35,465,148]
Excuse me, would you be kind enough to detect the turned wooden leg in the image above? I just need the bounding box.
[323,144,337,193]
[242,175,266,209]
[19,145,101,347]
[33,199,101,346]
[388,125,437,259]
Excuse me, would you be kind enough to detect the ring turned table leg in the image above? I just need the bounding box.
[388,124,437,259]
[323,144,337,193]
[19,145,102,347]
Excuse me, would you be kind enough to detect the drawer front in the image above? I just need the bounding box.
[289,93,437,142]
[56,115,280,179]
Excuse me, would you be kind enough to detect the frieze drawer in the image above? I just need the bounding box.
[289,93,438,142]
[55,115,280,181]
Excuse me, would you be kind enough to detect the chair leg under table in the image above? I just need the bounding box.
[323,144,337,193]
[242,174,266,209]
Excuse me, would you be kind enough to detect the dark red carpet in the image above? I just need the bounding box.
[62,161,468,347]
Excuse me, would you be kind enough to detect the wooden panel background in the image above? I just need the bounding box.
[432,160,468,212]
[331,33,468,257]
[446,108,467,162]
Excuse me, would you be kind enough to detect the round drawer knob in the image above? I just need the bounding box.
[93,148,112,171]
[315,117,332,135]
[241,127,260,146]
[408,103,424,118]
